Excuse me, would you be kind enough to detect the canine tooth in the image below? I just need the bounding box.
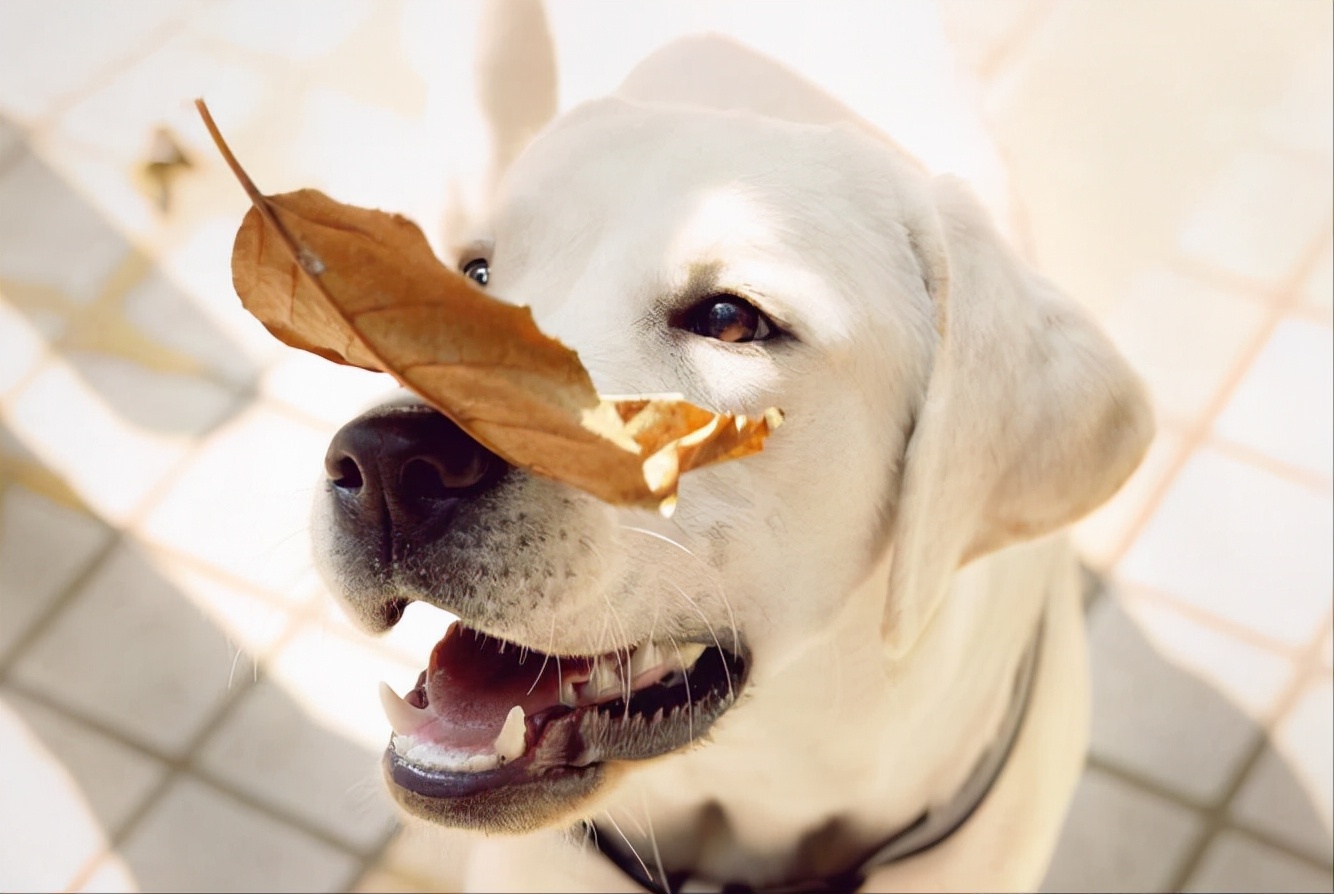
[378,682,426,737]
[588,659,622,697]
[628,641,663,677]
[493,705,526,762]
[676,643,707,668]
[559,679,578,707]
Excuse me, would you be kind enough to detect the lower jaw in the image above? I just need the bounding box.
[380,642,750,831]
[383,752,609,833]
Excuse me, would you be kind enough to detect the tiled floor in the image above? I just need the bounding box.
[1,1,1330,892]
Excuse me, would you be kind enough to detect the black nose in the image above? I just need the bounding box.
[324,402,507,533]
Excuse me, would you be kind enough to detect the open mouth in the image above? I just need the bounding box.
[379,622,749,803]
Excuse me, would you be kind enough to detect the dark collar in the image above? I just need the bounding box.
[585,620,1044,894]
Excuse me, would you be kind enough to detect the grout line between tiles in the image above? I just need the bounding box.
[146,536,321,609]
[22,13,201,141]
[0,134,26,178]
[1171,254,1316,307]
[1101,217,1334,570]
[12,666,384,894]
[337,822,404,894]
[1287,301,1334,327]
[53,611,373,894]
[1124,582,1328,661]
[1164,606,1334,889]
[1087,753,1332,872]
[0,384,254,682]
[1203,435,1332,496]
[0,531,121,682]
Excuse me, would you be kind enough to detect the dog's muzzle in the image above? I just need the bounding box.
[322,401,509,624]
[319,401,750,828]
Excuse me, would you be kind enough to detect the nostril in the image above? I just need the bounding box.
[331,455,364,490]
[401,457,451,500]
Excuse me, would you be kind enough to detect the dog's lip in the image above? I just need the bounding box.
[380,622,749,801]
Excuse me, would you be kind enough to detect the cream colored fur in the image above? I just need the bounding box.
[316,3,1152,890]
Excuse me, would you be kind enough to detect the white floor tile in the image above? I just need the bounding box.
[1041,766,1204,893]
[0,484,111,661]
[979,0,1329,318]
[264,622,422,752]
[0,151,132,307]
[3,353,238,524]
[307,597,457,670]
[10,542,289,755]
[1087,593,1295,803]
[136,402,331,596]
[72,853,140,893]
[1102,268,1267,426]
[1302,241,1332,316]
[0,297,51,396]
[1072,427,1182,568]
[0,0,198,124]
[1185,829,1332,893]
[1179,147,1333,286]
[190,0,376,63]
[29,28,287,246]
[261,351,396,429]
[0,115,20,160]
[1258,9,1333,159]
[149,216,291,373]
[1214,319,1333,479]
[0,690,115,891]
[196,676,396,850]
[1231,675,1334,863]
[2,687,166,834]
[118,775,359,892]
[121,267,262,389]
[1119,447,1332,648]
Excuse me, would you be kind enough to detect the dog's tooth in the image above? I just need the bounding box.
[628,641,663,677]
[493,705,526,762]
[559,679,579,707]
[378,681,426,737]
[674,643,707,669]
[589,659,623,697]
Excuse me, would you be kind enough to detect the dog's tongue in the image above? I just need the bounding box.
[417,624,590,750]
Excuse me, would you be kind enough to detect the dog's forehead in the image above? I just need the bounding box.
[489,98,933,338]
[501,97,917,224]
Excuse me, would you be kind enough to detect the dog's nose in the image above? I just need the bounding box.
[324,403,507,529]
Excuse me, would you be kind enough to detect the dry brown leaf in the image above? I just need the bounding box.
[196,100,781,514]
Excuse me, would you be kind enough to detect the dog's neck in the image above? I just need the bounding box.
[587,537,1056,889]
[588,615,1042,892]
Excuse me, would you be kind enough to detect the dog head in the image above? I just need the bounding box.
[312,41,1151,836]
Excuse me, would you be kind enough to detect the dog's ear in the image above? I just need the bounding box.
[445,0,558,241]
[883,175,1153,659]
[474,0,558,189]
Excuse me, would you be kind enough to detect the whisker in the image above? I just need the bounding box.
[528,614,558,697]
[667,580,735,703]
[619,523,742,654]
[226,646,246,690]
[596,588,635,714]
[603,810,652,883]
[669,635,694,740]
[641,790,668,888]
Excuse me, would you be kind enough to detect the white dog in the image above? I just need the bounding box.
[314,5,1152,891]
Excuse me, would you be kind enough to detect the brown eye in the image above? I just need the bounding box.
[461,258,490,286]
[680,295,775,343]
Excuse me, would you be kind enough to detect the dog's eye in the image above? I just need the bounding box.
[462,258,490,286]
[679,295,775,343]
